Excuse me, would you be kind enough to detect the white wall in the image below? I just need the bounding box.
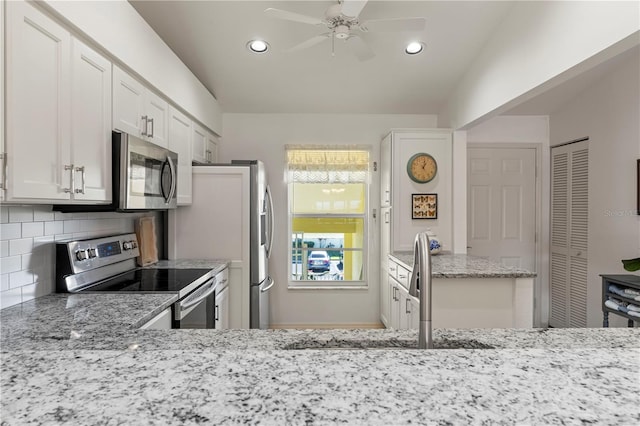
[442,1,640,130]
[549,50,640,328]
[40,0,222,135]
[0,206,160,310]
[221,113,437,327]
[467,115,550,327]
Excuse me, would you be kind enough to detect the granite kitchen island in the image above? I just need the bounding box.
[1,294,639,425]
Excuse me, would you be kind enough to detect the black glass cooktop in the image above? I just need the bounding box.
[83,268,212,293]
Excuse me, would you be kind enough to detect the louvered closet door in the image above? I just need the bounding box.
[550,140,589,328]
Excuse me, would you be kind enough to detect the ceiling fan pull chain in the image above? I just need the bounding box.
[331,30,336,57]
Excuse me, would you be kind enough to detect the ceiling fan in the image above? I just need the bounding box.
[264,0,425,61]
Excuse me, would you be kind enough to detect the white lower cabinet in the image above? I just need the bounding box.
[140,308,172,330]
[215,272,230,330]
[387,259,418,330]
[5,1,111,203]
[168,106,192,205]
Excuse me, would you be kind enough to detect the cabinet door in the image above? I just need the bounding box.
[168,106,192,205]
[380,266,390,327]
[191,121,208,164]
[389,279,400,329]
[5,0,71,200]
[380,133,391,206]
[398,284,410,330]
[215,285,230,330]
[206,134,219,163]
[112,65,144,137]
[145,90,169,148]
[70,38,112,202]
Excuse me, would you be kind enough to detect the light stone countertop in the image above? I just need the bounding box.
[2,294,639,425]
[147,259,229,273]
[391,251,537,278]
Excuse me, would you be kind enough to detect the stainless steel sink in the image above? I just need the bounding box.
[283,337,495,350]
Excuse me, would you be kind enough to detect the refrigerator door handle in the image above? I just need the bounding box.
[265,184,275,259]
[261,276,275,293]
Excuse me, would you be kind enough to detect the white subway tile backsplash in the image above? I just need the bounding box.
[1,206,161,310]
[1,288,22,309]
[21,281,51,302]
[33,207,55,222]
[9,206,34,223]
[9,269,34,288]
[22,222,44,238]
[44,221,64,236]
[1,274,9,291]
[10,238,34,256]
[1,223,22,240]
[21,253,32,270]
[1,256,22,274]
[63,220,81,233]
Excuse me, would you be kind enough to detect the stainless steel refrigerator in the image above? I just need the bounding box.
[168,160,274,329]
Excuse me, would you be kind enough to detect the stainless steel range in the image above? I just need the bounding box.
[55,233,221,329]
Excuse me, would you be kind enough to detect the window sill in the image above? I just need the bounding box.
[287,282,368,290]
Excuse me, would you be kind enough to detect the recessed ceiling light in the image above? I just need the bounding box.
[247,40,269,54]
[405,42,424,55]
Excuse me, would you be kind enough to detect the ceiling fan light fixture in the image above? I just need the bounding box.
[405,41,424,55]
[247,39,269,54]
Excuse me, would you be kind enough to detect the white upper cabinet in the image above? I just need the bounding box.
[144,90,169,148]
[112,65,145,137]
[192,121,218,164]
[113,65,168,148]
[5,1,112,203]
[168,106,192,205]
[6,0,71,201]
[71,38,112,202]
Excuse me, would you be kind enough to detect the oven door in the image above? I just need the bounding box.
[118,132,178,210]
[173,277,216,329]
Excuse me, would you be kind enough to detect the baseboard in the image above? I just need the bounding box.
[269,323,385,330]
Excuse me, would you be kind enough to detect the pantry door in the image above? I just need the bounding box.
[467,146,538,272]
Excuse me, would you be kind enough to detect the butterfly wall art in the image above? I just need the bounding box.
[412,193,437,220]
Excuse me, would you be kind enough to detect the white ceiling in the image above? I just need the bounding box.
[130,1,514,114]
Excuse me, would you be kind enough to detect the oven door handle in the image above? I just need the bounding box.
[180,278,217,310]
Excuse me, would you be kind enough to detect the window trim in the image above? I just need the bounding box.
[286,147,371,289]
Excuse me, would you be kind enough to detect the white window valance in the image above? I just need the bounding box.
[285,145,370,184]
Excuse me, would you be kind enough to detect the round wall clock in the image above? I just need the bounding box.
[407,153,437,183]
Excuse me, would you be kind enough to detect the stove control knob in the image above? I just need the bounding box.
[123,241,133,250]
[87,248,97,258]
[75,250,88,261]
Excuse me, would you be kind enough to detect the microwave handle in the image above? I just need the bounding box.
[166,155,177,203]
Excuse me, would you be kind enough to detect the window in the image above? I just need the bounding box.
[287,146,370,286]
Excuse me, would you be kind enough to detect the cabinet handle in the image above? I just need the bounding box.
[149,118,154,138]
[385,190,390,204]
[206,150,212,162]
[384,211,390,223]
[74,166,86,194]
[215,304,219,321]
[141,115,148,136]
[392,286,397,301]
[63,164,74,193]
[405,299,411,314]
[398,274,407,280]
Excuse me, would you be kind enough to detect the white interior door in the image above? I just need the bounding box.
[467,147,537,271]
[549,140,589,328]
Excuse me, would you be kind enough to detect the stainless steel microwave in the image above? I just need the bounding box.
[54,132,178,212]
[115,131,178,210]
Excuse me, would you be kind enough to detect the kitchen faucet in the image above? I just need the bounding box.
[409,232,433,349]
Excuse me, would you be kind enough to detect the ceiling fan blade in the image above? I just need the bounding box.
[264,8,324,26]
[345,35,375,61]
[285,34,331,53]
[360,17,426,32]
[341,0,368,18]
